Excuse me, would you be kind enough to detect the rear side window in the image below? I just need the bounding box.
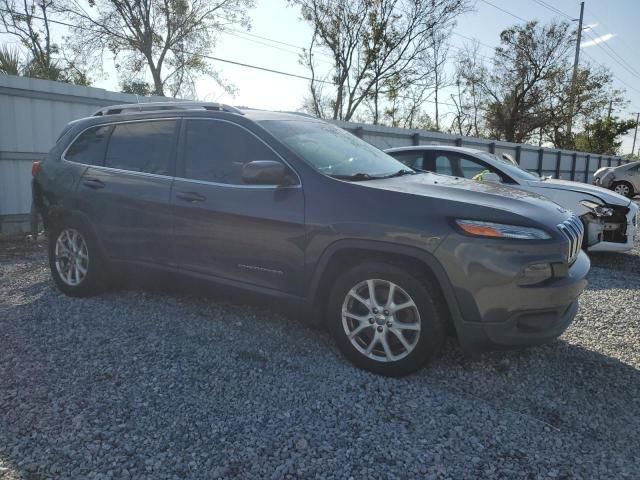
[182,119,280,185]
[434,155,454,176]
[104,120,176,175]
[65,125,112,165]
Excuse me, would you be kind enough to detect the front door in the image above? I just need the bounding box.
[170,118,305,294]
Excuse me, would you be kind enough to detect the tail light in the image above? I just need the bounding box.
[32,161,41,177]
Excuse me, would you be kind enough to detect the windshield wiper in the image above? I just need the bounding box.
[329,173,376,181]
[380,169,418,179]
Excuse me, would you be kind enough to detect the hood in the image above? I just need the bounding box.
[532,178,630,207]
[593,167,613,177]
[362,173,572,227]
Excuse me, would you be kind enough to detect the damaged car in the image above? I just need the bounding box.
[592,161,640,198]
[386,146,638,253]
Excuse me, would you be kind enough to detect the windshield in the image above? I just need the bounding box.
[259,120,414,179]
[475,152,540,182]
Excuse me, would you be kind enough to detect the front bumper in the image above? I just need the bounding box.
[436,234,590,351]
[587,206,637,252]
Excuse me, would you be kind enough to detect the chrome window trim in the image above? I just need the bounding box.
[179,117,302,188]
[60,117,179,176]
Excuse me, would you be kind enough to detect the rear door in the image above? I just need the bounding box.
[72,119,178,266]
[170,118,305,293]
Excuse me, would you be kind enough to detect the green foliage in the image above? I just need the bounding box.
[574,117,637,155]
[121,81,153,96]
[0,44,20,74]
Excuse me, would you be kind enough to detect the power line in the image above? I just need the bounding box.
[531,0,573,20]
[582,31,640,82]
[584,28,640,79]
[479,0,528,22]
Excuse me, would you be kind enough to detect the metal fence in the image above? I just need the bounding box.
[0,74,628,234]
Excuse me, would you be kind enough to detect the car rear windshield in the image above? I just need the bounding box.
[259,120,410,178]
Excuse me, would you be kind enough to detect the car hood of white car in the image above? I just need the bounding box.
[527,178,630,207]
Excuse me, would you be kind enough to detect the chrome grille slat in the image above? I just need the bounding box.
[557,215,584,264]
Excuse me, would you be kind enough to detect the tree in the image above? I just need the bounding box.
[574,117,637,155]
[449,41,486,137]
[456,20,625,147]
[121,81,153,96]
[480,21,572,143]
[0,0,88,82]
[64,0,254,97]
[540,65,624,149]
[291,0,468,122]
[0,44,21,74]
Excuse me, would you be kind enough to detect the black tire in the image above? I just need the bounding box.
[327,261,446,377]
[48,218,107,297]
[612,181,634,198]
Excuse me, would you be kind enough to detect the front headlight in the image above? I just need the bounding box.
[580,200,613,217]
[455,219,551,240]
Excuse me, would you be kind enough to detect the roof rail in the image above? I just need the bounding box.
[93,102,244,117]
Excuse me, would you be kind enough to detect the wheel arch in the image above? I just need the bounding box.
[47,208,108,260]
[308,239,464,336]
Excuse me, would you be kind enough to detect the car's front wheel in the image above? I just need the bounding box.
[48,221,106,297]
[327,262,446,376]
[612,181,634,198]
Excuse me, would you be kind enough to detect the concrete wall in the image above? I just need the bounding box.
[0,74,628,234]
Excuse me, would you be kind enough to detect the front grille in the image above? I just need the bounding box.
[557,215,584,264]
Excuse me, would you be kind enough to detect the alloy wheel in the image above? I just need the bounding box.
[341,279,421,362]
[55,228,90,287]
[614,184,630,196]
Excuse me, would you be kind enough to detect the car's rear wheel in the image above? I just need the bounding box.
[48,220,106,297]
[612,181,633,198]
[327,262,446,376]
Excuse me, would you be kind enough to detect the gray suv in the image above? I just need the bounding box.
[32,102,589,376]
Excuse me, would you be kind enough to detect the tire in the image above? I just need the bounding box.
[48,219,106,297]
[327,261,446,377]
[612,181,634,198]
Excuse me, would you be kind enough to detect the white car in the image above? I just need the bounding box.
[386,146,637,253]
[592,161,640,198]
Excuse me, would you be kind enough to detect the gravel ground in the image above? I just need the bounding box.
[1,239,639,480]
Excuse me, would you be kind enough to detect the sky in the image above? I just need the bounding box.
[4,0,640,153]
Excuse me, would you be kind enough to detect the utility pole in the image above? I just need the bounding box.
[632,112,640,156]
[566,1,585,138]
[607,100,612,120]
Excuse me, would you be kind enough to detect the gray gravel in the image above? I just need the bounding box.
[1,239,639,479]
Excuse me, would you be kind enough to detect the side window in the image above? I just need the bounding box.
[388,151,424,170]
[458,158,496,180]
[183,120,281,185]
[434,155,454,176]
[65,125,112,165]
[104,120,176,175]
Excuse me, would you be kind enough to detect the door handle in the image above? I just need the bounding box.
[175,191,206,203]
[82,178,105,189]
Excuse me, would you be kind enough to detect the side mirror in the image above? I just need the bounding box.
[481,172,502,183]
[242,160,292,185]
